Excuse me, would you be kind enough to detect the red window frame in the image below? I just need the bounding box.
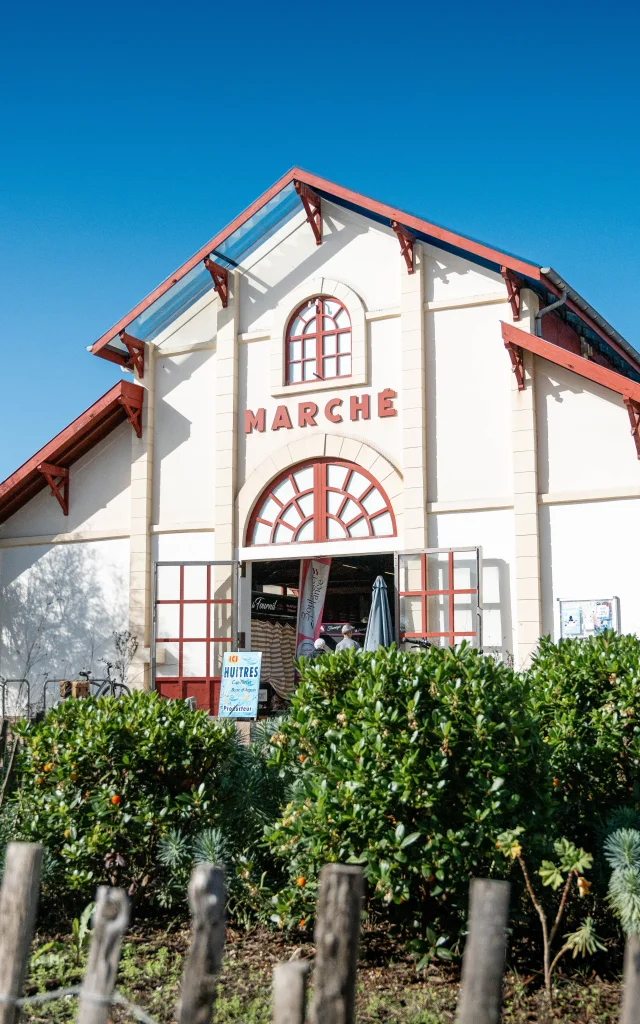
[247,458,397,545]
[285,297,352,384]
[153,562,236,714]
[396,549,481,647]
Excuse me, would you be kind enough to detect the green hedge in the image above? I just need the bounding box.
[11,691,236,905]
[265,644,550,934]
[528,631,640,844]
[7,631,640,944]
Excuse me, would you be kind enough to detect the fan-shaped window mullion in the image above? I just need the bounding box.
[248,459,396,546]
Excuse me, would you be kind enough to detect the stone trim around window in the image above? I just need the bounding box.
[270,277,368,398]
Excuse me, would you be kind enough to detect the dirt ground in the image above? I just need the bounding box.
[22,923,622,1024]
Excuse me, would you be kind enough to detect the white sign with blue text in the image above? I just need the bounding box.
[218,651,263,719]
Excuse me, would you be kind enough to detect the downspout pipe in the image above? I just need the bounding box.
[535,288,568,337]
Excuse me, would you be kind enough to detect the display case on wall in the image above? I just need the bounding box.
[558,597,620,639]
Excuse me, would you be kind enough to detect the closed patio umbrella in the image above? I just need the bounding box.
[364,575,394,652]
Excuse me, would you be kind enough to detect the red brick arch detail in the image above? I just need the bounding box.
[246,458,397,546]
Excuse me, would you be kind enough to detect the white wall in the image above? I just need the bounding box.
[0,538,129,707]
[426,302,514,503]
[536,356,640,495]
[423,242,506,304]
[152,348,216,528]
[152,531,215,562]
[539,498,640,639]
[0,422,132,540]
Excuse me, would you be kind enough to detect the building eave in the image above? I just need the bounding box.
[0,380,144,525]
[88,167,640,377]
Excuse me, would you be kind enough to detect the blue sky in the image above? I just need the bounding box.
[1,0,639,481]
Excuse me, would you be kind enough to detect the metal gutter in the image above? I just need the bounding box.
[541,267,640,368]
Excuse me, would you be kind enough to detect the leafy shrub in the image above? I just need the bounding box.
[528,631,640,844]
[10,691,236,906]
[266,644,550,938]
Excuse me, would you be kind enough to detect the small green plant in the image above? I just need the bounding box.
[70,901,95,965]
[603,828,640,936]
[406,928,453,973]
[497,828,604,1004]
[153,719,288,925]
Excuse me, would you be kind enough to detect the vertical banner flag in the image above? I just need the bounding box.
[296,558,332,659]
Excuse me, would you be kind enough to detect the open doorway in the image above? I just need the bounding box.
[249,552,395,713]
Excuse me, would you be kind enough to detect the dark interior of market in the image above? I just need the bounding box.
[249,553,395,713]
[251,552,395,645]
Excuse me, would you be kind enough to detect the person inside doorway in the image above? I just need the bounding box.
[313,637,330,658]
[335,624,360,652]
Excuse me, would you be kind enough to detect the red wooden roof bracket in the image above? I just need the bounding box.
[501,266,521,321]
[37,462,69,515]
[204,258,229,308]
[505,340,525,390]
[391,221,415,274]
[119,331,145,379]
[294,180,322,245]
[624,398,640,458]
[118,389,143,438]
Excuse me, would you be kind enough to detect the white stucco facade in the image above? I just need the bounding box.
[2,172,640,709]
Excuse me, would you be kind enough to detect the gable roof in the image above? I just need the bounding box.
[89,167,640,379]
[0,381,143,526]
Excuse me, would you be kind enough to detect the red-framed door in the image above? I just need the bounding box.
[152,561,239,714]
[394,548,482,648]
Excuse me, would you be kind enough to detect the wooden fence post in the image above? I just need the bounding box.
[178,863,226,1024]
[620,934,640,1024]
[0,842,43,1024]
[308,864,364,1024]
[77,886,130,1024]
[455,879,510,1024]
[273,961,309,1024]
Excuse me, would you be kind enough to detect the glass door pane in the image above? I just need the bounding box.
[153,561,239,713]
[395,548,481,648]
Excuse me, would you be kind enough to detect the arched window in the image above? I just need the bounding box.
[248,459,396,545]
[286,297,352,385]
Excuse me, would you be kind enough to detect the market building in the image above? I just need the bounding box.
[1,169,640,712]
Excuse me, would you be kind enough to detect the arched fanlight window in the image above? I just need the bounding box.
[248,459,396,545]
[286,297,352,384]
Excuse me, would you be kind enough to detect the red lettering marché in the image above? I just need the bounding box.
[244,390,397,434]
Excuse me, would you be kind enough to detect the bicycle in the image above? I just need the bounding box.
[79,665,131,699]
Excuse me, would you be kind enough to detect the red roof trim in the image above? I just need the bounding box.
[0,380,143,525]
[91,168,543,359]
[297,170,542,280]
[501,322,640,404]
[91,167,300,357]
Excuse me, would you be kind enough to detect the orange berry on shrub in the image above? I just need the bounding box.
[299,755,306,763]
[43,764,52,772]
[111,794,121,805]
[299,919,306,928]
[297,876,306,887]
